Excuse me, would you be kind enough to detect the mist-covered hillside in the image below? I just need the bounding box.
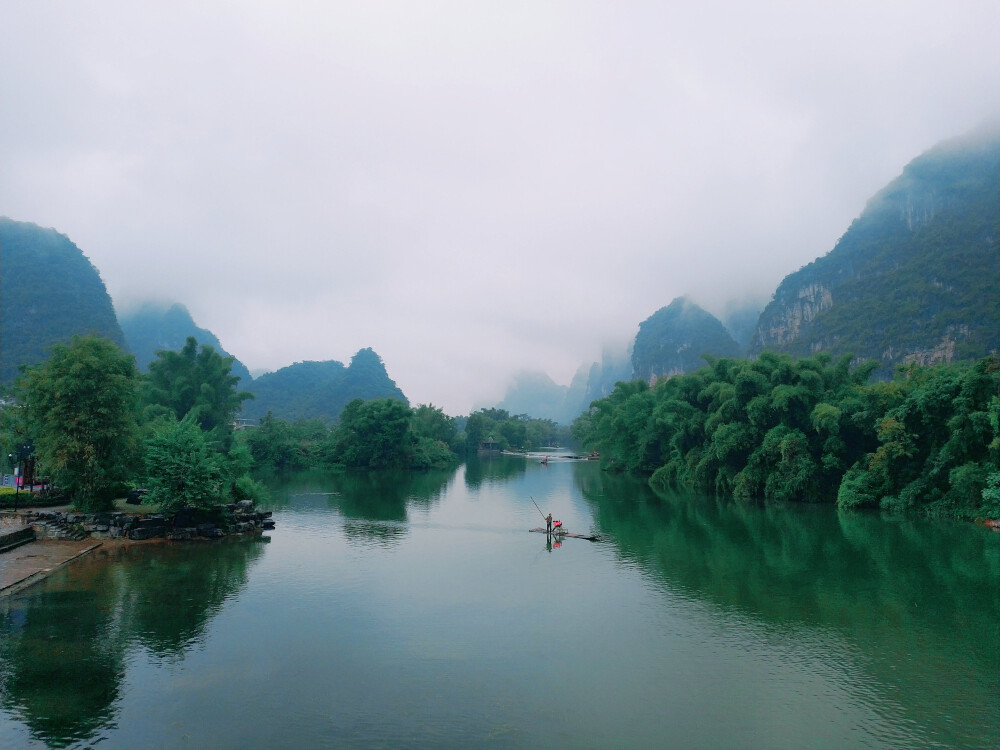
[0,218,126,383]
[119,302,253,385]
[723,298,766,351]
[749,124,1000,370]
[496,346,632,425]
[240,347,407,423]
[632,297,742,381]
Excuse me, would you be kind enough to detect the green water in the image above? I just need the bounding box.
[1,457,997,749]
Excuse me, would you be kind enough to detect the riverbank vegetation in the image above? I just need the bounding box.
[7,335,264,512]
[3,335,572,511]
[239,405,569,475]
[573,353,999,519]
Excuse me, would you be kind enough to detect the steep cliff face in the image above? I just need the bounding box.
[632,297,741,382]
[755,283,833,348]
[749,124,1000,372]
[0,218,126,383]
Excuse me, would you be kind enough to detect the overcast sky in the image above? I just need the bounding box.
[2,1,999,414]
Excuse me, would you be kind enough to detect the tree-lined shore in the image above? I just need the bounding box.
[573,353,999,519]
[1,335,569,512]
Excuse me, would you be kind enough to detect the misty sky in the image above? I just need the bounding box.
[2,1,999,414]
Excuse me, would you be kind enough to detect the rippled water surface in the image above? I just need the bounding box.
[1,457,997,749]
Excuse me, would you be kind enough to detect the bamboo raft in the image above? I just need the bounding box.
[529,527,600,541]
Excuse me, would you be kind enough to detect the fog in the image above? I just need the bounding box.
[2,1,998,413]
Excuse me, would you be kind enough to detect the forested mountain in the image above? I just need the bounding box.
[0,218,126,383]
[749,123,1000,371]
[240,347,407,423]
[632,297,742,382]
[119,302,253,385]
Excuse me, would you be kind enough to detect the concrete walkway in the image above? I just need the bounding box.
[0,539,102,597]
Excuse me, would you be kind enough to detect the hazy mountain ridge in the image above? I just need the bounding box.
[119,302,254,385]
[749,123,1000,371]
[239,348,408,423]
[0,217,126,383]
[5,126,998,416]
[497,346,633,425]
[632,297,742,382]
[497,126,998,421]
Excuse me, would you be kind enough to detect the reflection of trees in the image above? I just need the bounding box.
[332,470,453,547]
[115,538,267,658]
[463,454,527,488]
[0,537,266,745]
[0,587,124,747]
[264,468,454,547]
[576,465,1000,748]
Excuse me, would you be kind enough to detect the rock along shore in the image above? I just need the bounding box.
[17,500,276,542]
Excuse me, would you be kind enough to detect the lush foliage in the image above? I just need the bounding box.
[239,402,576,477]
[837,358,1000,517]
[334,398,414,469]
[240,413,331,473]
[0,218,126,384]
[462,407,571,452]
[120,301,253,384]
[10,335,264,512]
[574,353,999,518]
[141,336,253,450]
[17,335,138,511]
[240,400,461,474]
[142,416,224,513]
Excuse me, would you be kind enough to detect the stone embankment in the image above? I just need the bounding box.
[21,501,276,542]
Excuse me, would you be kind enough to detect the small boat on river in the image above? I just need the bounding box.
[529,527,600,541]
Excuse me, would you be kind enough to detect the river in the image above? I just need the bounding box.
[1,456,997,749]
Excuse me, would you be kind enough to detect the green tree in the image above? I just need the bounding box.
[410,404,461,467]
[576,350,998,517]
[143,415,223,514]
[464,412,488,452]
[238,412,333,474]
[334,398,413,469]
[411,404,457,445]
[17,335,138,511]
[142,336,253,449]
[837,358,999,516]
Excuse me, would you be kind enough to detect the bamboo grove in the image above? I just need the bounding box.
[572,353,999,518]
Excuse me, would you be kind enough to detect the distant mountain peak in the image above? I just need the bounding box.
[118,301,253,384]
[632,297,741,381]
[749,125,1000,372]
[0,217,125,383]
[239,347,407,423]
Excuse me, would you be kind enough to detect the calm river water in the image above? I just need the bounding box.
[1,456,997,749]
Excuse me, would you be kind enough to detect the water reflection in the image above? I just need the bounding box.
[263,468,454,548]
[575,466,1000,748]
[1,463,996,749]
[0,537,266,747]
[463,453,527,488]
[0,588,124,747]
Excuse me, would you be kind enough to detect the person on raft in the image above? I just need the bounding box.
[546,513,553,533]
